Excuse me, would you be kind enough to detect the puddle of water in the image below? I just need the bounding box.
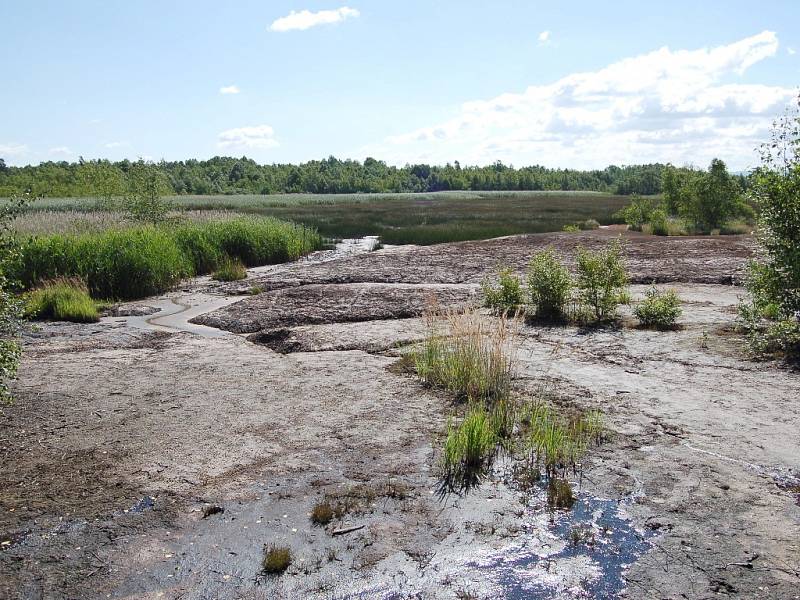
[127,496,157,514]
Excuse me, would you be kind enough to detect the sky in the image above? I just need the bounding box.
[1,0,799,171]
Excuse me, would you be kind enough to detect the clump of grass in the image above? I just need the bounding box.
[212,257,247,282]
[310,501,334,526]
[441,404,498,491]
[634,286,682,329]
[527,248,574,322]
[248,285,264,295]
[521,400,604,478]
[561,224,580,233]
[413,308,517,403]
[262,544,292,574]
[24,277,99,323]
[481,267,523,315]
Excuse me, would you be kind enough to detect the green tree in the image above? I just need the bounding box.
[78,159,124,210]
[741,97,800,357]
[124,160,172,222]
[661,164,681,215]
[0,193,30,401]
[679,159,742,233]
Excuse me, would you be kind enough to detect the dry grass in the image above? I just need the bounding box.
[413,306,519,403]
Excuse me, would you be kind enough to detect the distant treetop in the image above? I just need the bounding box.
[0,156,743,198]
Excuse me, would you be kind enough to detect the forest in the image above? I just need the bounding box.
[0,156,741,198]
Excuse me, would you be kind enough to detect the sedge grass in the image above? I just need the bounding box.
[13,216,320,300]
[24,277,99,323]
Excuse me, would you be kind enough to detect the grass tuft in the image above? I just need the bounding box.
[262,544,292,575]
[310,501,334,526]
[212,257,247,282]
[413,308,517,403]
[25,277,99,323]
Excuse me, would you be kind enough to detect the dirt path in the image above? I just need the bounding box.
[2,231,798,599]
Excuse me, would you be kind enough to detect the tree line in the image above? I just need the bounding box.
[0,156,743,198]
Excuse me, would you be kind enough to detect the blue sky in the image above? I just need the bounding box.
[1,0,798,170]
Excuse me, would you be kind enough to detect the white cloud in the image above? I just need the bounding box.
[218,125,279,149]
[0,143,27,157]
[369,31,792,170]
[538,30,550,45]
[220,85,240,95]
[49,146,73,156]
[789,47,796,55]
[269,6,359,32]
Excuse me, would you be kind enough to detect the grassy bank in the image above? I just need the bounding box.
[15,191,631,245]
[13,216,320,300]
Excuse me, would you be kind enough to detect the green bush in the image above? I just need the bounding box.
[615,195,655,231]
[481,267,523,314]
[649,209,669,236]
[739,97,800,360]
[634,286,682,329]
[25,278,99,323]
[13,217,321,300]
[561,224,580,233]
[527,248,573,321]
[212,257,247,282]
[579,218,600,230]
[576,239,629,322]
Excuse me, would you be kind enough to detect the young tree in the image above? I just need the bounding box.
[660,164,681,215]
[679,159,742,233]
[741,96,800,357]
[0,193,30,401]
[124,160,172,222]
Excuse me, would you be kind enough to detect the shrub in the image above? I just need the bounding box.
[634,286,682,329]
[649,209,669,236]
[481,267,523,314]
[615,195,655,231]
[526,248,573,321]
[561,224,580,233]
[740,96,800,359]
[262,545,292,574]
[579,218,600,230]
[212,257,247,282]
[25,278,99,323]
[575,239,629,322]
[413,309,516,402]
[0,192,29,402]
[678,159,744,233]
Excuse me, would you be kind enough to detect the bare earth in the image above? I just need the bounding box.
[2,231,798,600]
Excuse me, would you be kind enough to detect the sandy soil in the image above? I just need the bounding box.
[2,230,798,600]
